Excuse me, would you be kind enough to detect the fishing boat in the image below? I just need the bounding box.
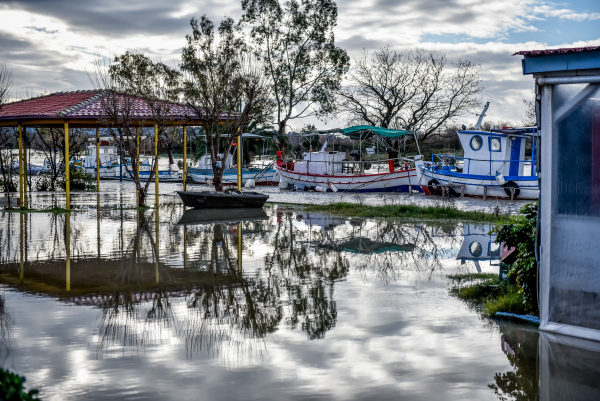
[188,153,278,186]
[177,190,269,209]
[276,126,422,193]
[177,208,268,225]
[415,104,539,199]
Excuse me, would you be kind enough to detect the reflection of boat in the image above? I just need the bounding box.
[457,223,500,272]
[327,237,415,254]
[177,191,269,209]
[415,103,539,199]
[177,208,268,225]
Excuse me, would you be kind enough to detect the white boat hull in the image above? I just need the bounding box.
[276,166,422,192]
[416,165,539,199]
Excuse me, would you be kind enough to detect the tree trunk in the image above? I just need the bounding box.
[388,149,400,167]
[167,148,174,165]
[138,189,146,208]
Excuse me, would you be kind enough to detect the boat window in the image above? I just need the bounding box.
[489,242,500,258]
[469,242,482,257]
[489,137,501,152]
[470,135,483,151]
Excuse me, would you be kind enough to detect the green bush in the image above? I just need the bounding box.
[494,203,538,313]
[0,368,40,401]
[58,165,96,191]
[484,286,527,316]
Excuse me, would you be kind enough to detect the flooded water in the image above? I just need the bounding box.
[0,195,598,400]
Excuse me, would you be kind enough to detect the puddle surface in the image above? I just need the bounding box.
[0,195,597,400]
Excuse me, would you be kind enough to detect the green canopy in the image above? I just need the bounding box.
[340,125,414,140]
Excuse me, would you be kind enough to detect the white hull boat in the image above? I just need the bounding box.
[276,151,421,193]
[415,104,539,199]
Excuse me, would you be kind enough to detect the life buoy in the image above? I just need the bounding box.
[503,181,520,198]
[229,226,238,235]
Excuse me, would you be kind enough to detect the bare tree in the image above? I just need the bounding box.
[181,16,275,192]
[337,47,483,158]
[91,55,182,207]
[0,62,14,207]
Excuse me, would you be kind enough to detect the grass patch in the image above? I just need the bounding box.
[304,202,508,221]
[3,206,71,214]
[448,273,531,317]
[484,287,526,316]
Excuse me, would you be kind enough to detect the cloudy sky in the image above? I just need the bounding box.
[1,0,599,128]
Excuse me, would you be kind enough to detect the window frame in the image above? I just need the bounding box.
[489,136,502,152]
[470,135,483,151]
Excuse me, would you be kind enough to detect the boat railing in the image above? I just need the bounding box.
[279,156,417,175]
[429,154,534,176]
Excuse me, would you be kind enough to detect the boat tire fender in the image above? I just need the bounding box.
[503,181,520,198]
[427,179,442,196]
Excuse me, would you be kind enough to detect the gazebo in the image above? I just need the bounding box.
[0,90,206,208]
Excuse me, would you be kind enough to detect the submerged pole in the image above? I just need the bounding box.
[18,124,23,208]
[183,126,187,191]
[237,128,242,191]
[154,123,159,206]
[237,222,242,272]
[66,212,71,291]
[64,121,70,210]
[96,127,100,192]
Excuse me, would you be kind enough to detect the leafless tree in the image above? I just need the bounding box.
[90,56,182,207]
[337,47,484,159]
[0,62,15,206]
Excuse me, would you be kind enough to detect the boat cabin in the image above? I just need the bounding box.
[197,153,233,169]
[457,128,536,178]
[81,144,118,168]
[293,151,346,175]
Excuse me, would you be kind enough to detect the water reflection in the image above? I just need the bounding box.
[0,200,598,400]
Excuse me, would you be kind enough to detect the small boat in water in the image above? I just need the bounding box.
[188,153,278,186]
[177,190,269,209]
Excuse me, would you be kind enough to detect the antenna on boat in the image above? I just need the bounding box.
[474,102,490,130]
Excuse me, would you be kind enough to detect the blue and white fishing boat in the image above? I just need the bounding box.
[415,103,539,199]
[188,153,278,186]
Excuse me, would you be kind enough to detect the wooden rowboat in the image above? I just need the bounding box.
[177,191,269,209]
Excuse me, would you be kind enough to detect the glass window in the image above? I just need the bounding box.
[470,135,483,151]
[489,137,501,152]
[469,242,482,257]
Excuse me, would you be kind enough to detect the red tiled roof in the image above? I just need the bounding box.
[0,90,202,120]
[0,91,98,118]
[513,46,600,57]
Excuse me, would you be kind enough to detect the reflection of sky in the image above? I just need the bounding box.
[1,201,521,400]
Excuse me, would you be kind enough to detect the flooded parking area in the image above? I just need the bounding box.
[0,193,599,400]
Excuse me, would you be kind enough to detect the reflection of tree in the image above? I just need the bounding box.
[0,290,13,362]
[265,212,350,340]
[488,324,539,401]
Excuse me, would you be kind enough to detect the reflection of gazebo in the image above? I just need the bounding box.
[0,90,206,208]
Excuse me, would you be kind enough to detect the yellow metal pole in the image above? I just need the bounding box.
[136,127,140,207]
[96,127,100,192]
[237,127,242,191]
[18,124,23,207]
[64,122,70,210]
[19,213,24,280]
[184,226,188,270]
[23,127,27,206]
[183,126,187,191]
[66,212,71,291]
[154,123,159,207]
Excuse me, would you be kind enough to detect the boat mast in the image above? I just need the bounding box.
[474,102,490,130]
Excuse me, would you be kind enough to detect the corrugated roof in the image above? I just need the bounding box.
[514,46,600,57]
